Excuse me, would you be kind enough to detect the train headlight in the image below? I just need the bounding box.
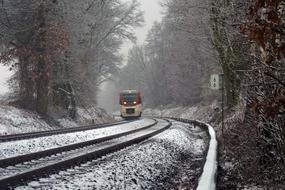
[123,102,127,105]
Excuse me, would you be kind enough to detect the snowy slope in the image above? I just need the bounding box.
[0,105,56,135]
[143,101,220,124]
[0,105,115,135]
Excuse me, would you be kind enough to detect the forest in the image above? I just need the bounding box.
[0,0,284,189]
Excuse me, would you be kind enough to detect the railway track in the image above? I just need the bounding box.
[0,118,171,189]
[0,120,129,142]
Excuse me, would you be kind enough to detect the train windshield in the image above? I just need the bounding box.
[121,93,137,102]
[120,91,142,105]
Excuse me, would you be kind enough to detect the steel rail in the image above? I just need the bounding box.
[0,120,130,142]
[0,119,158,168]
[0,119,171,189]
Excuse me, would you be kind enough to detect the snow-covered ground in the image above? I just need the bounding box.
[143,101,220,124]
[0,118,154,159]
[0,105,115,136]
[76,107,114,125]
[56,106,115,129]
[16,120,208,190]
[0,105,57,135]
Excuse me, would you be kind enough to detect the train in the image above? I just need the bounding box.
[119,90,142,119]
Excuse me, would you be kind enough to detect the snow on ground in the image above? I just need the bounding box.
[0,118,154,159]
[16,120,209,190]
[50,106,116,129]
[143,101,220,124]
[56,118,78,128]
[0,104,116,135]
[76,107,115,126]
[0,105,56,135]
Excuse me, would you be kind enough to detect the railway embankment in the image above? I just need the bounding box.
[0,105,114,136]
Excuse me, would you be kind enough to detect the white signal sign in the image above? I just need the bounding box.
[210,74,223,90]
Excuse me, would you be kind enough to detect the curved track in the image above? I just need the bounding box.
[0,120,129,142]
[0,119,171,189]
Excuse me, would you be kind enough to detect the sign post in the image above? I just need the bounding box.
[210,74,224,140]
[210,74,222,90]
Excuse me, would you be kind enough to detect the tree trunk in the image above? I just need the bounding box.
[36,59,49,116]
[36,4,49,116]
[19,57,35,110]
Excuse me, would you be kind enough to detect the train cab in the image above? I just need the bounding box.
[119,90,142,119]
